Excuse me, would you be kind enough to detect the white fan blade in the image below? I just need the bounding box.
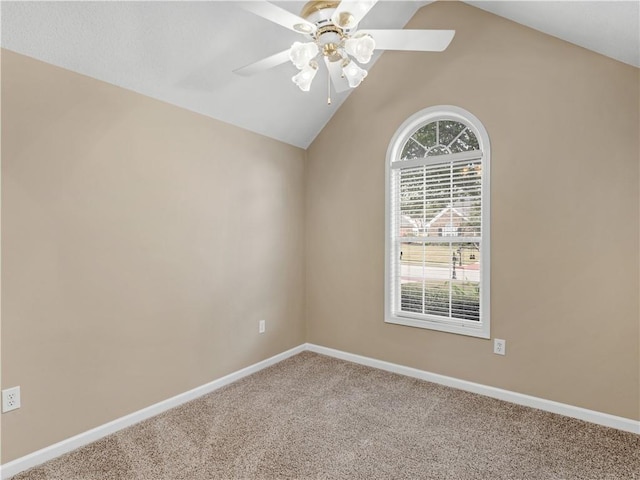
[241,2,316,34]
[324,57,350,93]
[331,1,378,29]
[361,29,455,51]
[234,49,292,76]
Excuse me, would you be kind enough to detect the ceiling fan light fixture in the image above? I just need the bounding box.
[238,1,455,101]
[344,33,375,64]
[342,60,367,88]
[289,41,319,70]
[292,61,319,91]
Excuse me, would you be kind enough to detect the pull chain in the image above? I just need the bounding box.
[327,70,332,106]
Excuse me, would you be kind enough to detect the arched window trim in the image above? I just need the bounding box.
[385,106,491,339]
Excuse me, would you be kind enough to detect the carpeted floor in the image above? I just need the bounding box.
[10,351,640,479]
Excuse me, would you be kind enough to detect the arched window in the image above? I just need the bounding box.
[385,106,490,338]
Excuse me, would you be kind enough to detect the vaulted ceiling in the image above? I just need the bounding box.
[2,1,638,149]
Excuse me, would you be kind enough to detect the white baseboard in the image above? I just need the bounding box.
[306,343,640,435]
[3,342,638,479]
[0,344,306,480]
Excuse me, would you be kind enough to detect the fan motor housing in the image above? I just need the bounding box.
[300,1,354,32]
[300,1,340,21]
[299,1,349,62]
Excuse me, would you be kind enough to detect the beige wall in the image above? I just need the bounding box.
[306,2,640,420]
[1,50,306,462]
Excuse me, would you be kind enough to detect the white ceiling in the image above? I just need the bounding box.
[2,1,638,149]
[468,1,639,69]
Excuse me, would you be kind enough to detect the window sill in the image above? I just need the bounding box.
[385,314,490,339]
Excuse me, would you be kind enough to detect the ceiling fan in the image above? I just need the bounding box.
[234,1,455,104]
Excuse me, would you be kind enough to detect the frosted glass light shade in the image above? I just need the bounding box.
[344,34,375,64]
[292,63,318,91]
[342,61,368,88]
[289,42,319,70]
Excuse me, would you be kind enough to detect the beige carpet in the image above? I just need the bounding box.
[10,351,639,479]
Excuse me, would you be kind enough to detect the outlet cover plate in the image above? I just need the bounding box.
[2,386,21,413]
[493,339,506,356]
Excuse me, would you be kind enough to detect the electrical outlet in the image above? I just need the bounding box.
[259,320,266,334]
[493,339,506,356]
[2,386,21,413]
